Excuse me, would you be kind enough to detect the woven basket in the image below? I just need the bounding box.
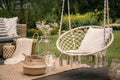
[16,24,27,37]
[31,39,38,55]
[23,55,46,76]
[3,44,15,59]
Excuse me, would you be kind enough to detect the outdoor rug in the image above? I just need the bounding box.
[33,67,110,80]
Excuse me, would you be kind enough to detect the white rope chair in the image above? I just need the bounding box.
[56,26,114,67]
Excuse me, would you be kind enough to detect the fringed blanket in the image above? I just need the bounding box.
[4,38,33,64]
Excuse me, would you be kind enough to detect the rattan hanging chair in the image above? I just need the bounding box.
[56,26,114,67]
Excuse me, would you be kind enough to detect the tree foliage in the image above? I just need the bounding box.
[0,0,28,23]
[0,0,119,28]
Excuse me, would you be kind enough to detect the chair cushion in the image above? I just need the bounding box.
[78,27,105,53]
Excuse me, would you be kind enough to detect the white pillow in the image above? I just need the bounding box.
[4,17,18,36]
[78,27,105,53]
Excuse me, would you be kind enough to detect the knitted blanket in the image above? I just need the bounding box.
[4,38,33,64]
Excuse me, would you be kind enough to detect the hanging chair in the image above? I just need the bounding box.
[56,26,114,67]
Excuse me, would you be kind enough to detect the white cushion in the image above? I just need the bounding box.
[78,27,105,53]
[4,17,18,36]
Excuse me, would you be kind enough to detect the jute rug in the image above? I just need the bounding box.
[0,58,109,80]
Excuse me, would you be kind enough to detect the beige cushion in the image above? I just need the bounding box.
[78,27,105,53]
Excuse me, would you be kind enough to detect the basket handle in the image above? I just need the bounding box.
[32,32,40,40]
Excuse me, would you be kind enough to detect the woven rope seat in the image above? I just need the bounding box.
[56,26,114,67]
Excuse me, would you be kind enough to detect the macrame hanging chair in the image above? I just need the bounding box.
[56,0,114,67]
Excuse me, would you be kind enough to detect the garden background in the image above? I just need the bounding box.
[0,0,120,65]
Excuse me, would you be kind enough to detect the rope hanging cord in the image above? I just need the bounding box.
[59,0,76,49]
[68,0,71,30]
[103,0,106,45]
[104,0,109,25]
[107,0,109,24]
[104,0,106,25]
[59,0,72,37]
[59,0,65,37]
[104,0,109,46]
[67,0,76,49]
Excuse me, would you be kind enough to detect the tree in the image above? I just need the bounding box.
[0,0,61,28]
[0,0,28,23]
[0,0,119,28]
[24,0,62,28]
[109,0,120,22]
[30,0,61,22]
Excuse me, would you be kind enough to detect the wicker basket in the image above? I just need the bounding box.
[23,55,46,76]
[3,44,15,59]
[16,24,27,37]
[31,39,38,55]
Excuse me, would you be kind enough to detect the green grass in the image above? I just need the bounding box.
[107,30,120,64]
[34,30,120,65]
[34,35,60,56]
[50,35,60,56]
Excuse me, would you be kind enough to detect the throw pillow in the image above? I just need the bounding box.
[78,27,105,53]
[4,17,18,36]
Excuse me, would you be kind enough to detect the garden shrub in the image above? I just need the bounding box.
[27,27,58,37]
[27,28,42,37]
[115,18,120,23]
[50,27,59,35]
[62,12,100,30]
[113,18,120,30]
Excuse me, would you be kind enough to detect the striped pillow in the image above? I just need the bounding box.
[0,18,8,37]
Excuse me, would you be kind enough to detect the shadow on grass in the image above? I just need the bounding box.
[33,67,110,80]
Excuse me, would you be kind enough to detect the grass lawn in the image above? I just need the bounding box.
[107,30,120,64]
[35,30,120,65]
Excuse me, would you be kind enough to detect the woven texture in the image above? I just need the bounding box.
[59,28,88,51]
[32,39,38,54]
[3,45,15,59]
[57,26,113,53]
[16,24,26,37]
[23,55,46,75]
